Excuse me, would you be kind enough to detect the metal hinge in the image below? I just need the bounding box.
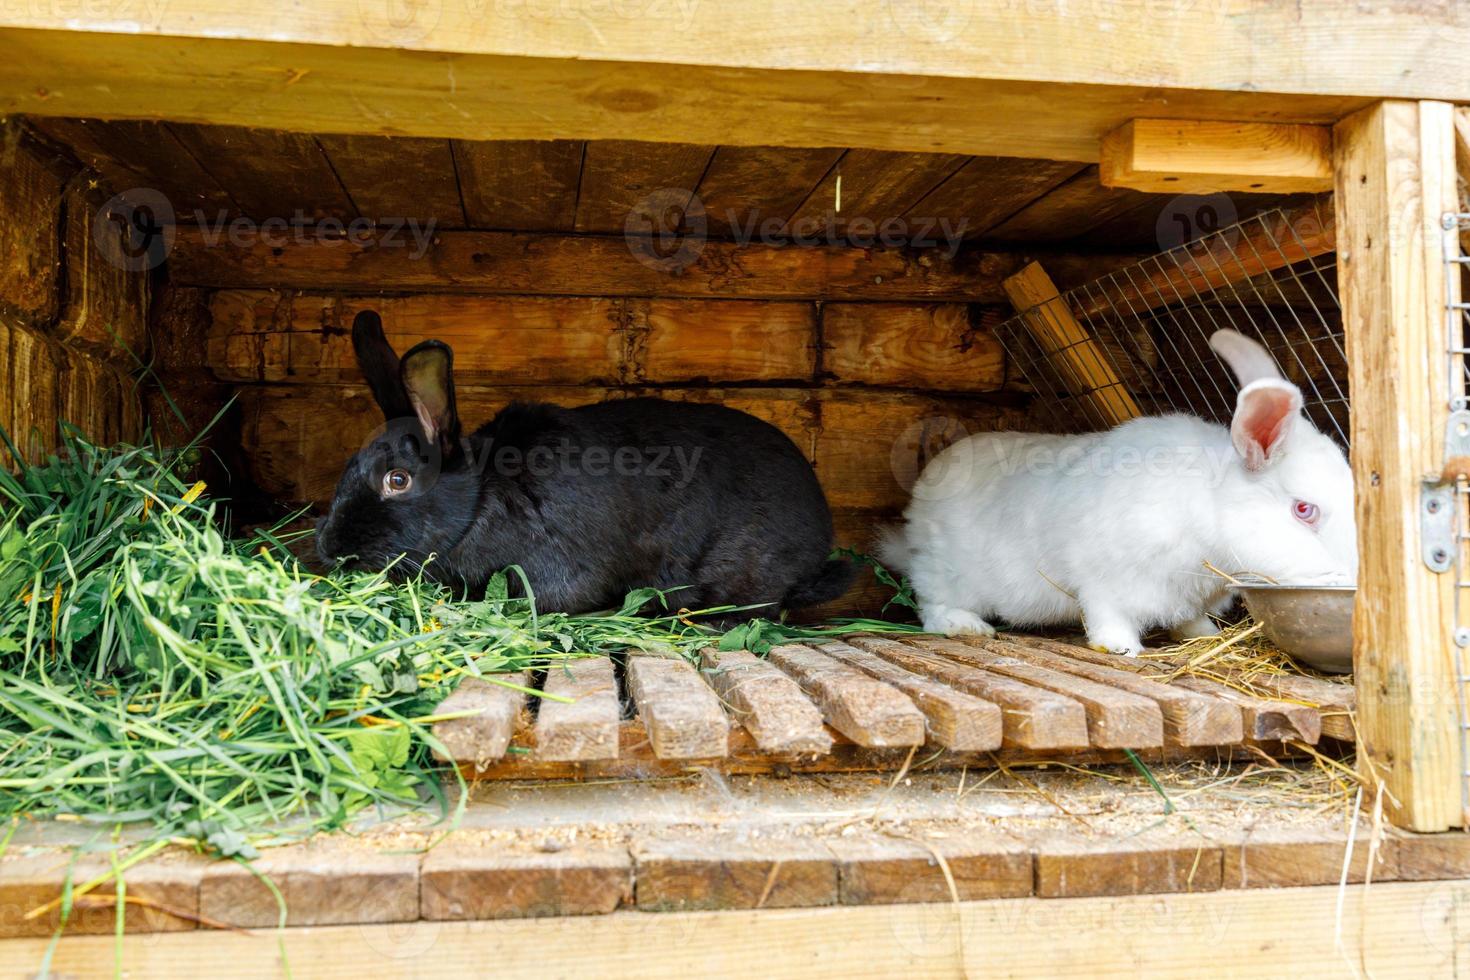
[1426,411,1470,573]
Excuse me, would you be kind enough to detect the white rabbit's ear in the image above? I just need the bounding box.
[1209,329,1283,387]
[1231,379,1303,472]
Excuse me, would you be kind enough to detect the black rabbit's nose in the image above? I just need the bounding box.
[314,515,337,563]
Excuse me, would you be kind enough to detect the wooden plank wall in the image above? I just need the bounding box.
[205,289,1028,616]
[0,124,147,462]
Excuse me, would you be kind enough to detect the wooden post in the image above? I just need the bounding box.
[1334,100,1465,831]
[1002,261,1141,428]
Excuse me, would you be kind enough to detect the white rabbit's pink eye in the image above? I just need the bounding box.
[382,468,413,497]
[1293,499,1320,526]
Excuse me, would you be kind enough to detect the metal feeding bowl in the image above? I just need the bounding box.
[1237,584,1355,675]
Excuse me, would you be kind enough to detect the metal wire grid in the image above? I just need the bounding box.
[995,207,1348,448]
[1444,212,1470,815]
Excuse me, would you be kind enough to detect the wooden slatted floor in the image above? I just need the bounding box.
[434,634,1355,780]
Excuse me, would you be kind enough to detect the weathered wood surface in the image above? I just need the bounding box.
[817,640,1002,751]
[919,637,1164,749]
[985,637,1243,748]
[430,673,527,767]
[534,657,621,763]
[765,644,926,748]
[699,648,831,756]
[625,655,729,760]
[1169,676,1322,745]
[453,139,583,232]
[167,226,1115,302]
[820,303,1006,391]
[846,635,1090,751]
[206,291,818,386]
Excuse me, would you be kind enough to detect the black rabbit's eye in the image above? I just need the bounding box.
[382,468,413,497]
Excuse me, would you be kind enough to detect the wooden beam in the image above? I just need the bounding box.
[1335,100,1464,831]
[1099,120,1333,194]
[1002,261,1142,428]
[166,227,1121,303]
[1,882,1455,977]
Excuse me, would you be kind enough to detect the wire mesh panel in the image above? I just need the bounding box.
[995,205,1348,447]
[1445,211,1470,813]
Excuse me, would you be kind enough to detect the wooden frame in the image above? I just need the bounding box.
[0,0,1468,846]
[1335,100,1466,832]
[3,3,1469,158]
[0,882,1458,977]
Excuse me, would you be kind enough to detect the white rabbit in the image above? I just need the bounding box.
[878,328,1356,655]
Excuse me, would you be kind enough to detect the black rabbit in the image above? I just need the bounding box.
[316,311,852,620]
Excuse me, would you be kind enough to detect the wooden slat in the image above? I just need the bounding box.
[905,156,1086,238]
[576,140,714,234]
[625,655,728,760]
[1169,676,1321,744]
[765,644,925,748]
[422,847,631,920]
[207,292,817,386]
[986,166,1152,243]
[695,145,843,238]
[845,635,1088,751]
[1026,636,1352,742]
[633,837,838,911]
[820,303,1006,391]
[452,139,583,232]
[1034,835,1224,898]
[1002,260,1142,427]
[1100,119,1333,195]
[698,648,831,756]
[166,225,1114,301]
[535,657,620,762]
[430,673,527,767]
[918,637,1164,749]
[165,123,355,221]
[817,641,1001,751]
[784,149,967,237]
[988,637,1243,748]
[315,134,464,226]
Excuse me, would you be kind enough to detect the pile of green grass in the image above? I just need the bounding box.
[0,428,912,854]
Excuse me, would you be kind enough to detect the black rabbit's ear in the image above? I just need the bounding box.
[400,340,461,456]
[352,310,412,420]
